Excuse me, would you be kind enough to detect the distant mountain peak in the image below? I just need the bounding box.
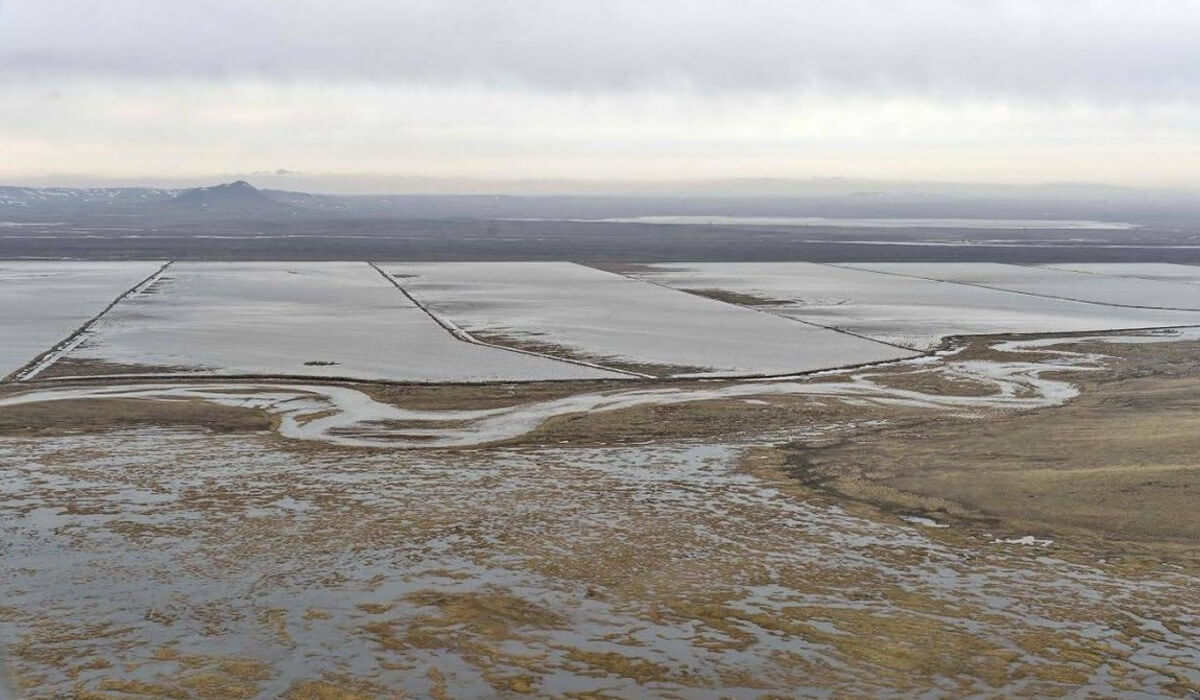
[172,180,267,203]
[161,180,304,217]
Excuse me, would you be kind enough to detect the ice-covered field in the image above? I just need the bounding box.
[0,261,163,378]
[51,262,621,382]
[381,262,913,376]
[845,262,1200,310]
[630,263,1200,350]
[1043,262,1200,285]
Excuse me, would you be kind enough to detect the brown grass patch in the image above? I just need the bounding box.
[0,396,272,437]
[776,338,1200,547]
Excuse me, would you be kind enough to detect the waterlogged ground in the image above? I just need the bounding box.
[3,331,1200,697]
[2,429,1200,698]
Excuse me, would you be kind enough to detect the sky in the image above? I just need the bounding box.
[1,0,1198,193]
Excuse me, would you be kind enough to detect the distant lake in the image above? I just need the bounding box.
[570,216,1139,230]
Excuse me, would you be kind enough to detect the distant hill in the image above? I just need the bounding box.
[164,180,298,216]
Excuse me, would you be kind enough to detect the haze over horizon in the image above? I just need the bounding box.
[2,0,1199,192]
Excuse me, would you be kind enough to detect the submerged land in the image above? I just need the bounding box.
[3,189,1200,696]
[2,330,1200,697]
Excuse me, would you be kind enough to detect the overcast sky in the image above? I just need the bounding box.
[1,0,1198,192]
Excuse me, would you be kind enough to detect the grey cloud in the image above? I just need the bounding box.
[0,0,1198,100]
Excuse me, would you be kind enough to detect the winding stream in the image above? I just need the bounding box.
[1,330,1195,448]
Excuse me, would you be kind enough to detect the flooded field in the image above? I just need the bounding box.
[623,262,1200,350]
[0,261,163,378]
[8,260,1200,383]
[36,262,618,383]
[380,262,910,377]
[845,262,1200,311]
[4,262,1200,696]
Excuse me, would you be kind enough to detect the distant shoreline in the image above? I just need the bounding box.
[520,215,1139,230]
